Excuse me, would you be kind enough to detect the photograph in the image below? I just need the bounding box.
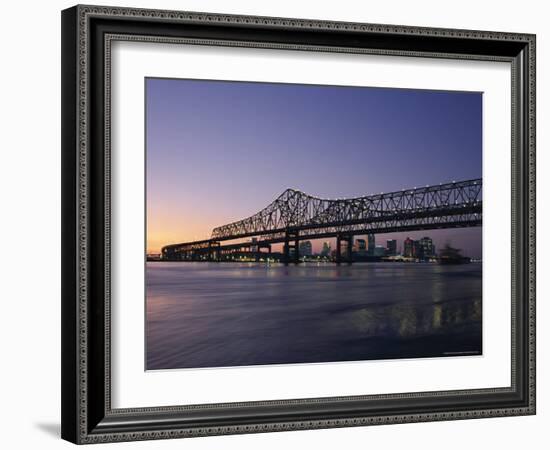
[145,78,483,370]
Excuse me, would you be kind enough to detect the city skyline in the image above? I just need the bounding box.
[254,232,474,260]
[146,78,482,257]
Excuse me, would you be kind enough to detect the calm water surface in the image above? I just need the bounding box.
[146,262,482,370]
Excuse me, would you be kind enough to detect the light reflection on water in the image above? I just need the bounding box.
[146,262,482,370]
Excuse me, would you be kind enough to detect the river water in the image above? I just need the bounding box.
[146,262,482,370]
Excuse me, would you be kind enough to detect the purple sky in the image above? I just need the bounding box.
[146,78,482,257]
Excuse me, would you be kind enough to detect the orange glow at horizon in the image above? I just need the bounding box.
[146,187,269,254]
[147,222,214,254]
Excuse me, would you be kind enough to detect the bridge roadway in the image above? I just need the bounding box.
[161,178,482,265]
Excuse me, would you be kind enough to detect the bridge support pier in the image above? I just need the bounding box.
[283,230,299,265]
[208,241,221,262]
[283,242,289,265]
[346,235,353,265]
[336,234,353,265]
[256,243,272,262]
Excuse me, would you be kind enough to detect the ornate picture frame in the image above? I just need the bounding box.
[61,5,536,444]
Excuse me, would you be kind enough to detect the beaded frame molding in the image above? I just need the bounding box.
[61,4,536,444]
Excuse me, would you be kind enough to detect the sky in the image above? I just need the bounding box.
[146,78,482,257]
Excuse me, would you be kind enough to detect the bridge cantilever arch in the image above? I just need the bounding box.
[161,178,482,265]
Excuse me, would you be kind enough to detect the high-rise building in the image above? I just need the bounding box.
[299,240,313,257]
[367,234,375,255]
[413,240,420,258]
[321,241,331,257]
[418,237,435,260]
[386,239,397,256]
[404,237,413,257]
[403,237,419,258]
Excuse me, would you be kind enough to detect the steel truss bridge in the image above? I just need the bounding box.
[161,178,482,264]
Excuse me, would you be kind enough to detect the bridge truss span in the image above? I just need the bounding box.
[210,179,482,240]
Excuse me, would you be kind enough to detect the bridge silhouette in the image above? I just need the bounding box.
[161,178,482,265]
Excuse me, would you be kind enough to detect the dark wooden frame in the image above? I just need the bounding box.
[61,4,536,444]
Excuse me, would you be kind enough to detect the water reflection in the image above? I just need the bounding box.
[345,298,481,338]
[146,262,482,370]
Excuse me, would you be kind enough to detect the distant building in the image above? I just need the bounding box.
[367,234,375,255]
[418,237,435,260]
[299,240,313,257]
[404,237,414,257]
[404,237,420,258]
[321,241,331,257]
[373,245,386,257]
[386,239,397,256]
[412,240,420,258]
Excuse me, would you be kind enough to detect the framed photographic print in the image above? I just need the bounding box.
[61,5,536,444]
